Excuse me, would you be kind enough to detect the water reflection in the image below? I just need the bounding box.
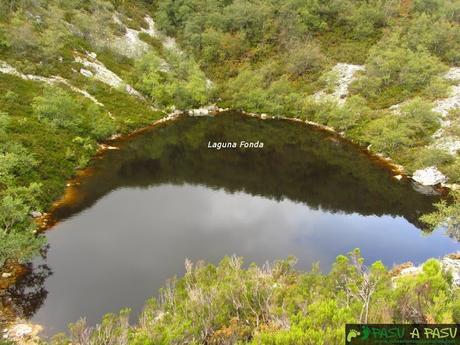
[0,247,51,327]
[6,112,458,333]
[52,112,439,228]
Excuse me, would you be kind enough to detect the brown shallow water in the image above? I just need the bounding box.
[4,112,459,334]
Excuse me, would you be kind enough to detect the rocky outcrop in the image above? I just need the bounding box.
[2,323,42,345]
[430,67,460,155]
[433,67,460,116]
[75,52,144,100]
[388,68,460,156]
[187,105,219,116]
[0,61,104,106]
[442,255,460,286]
[412,166,448,186]
[111,14,150,58]
[315,63,365,104]
[392,253,460,288]
[111,14,183,58]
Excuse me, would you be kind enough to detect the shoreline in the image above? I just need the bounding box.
[0,107,457,340]
[38,106,451,230]
[0,106,452,313]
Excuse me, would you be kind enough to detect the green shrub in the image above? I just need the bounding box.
[355,41,448,105]
[422,76,451,99]
[359,99,440,155]
[46,251,458,344]
[421,190,460,240]
[409,148,454,172]
[32,87,83,131]
[284,42,326,77]
[440,158,460,183]
[132,51,212,109]
[325,96,373,132]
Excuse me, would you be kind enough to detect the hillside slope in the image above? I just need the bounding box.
[0,0,215,270]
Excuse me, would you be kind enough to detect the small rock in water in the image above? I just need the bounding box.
[412,166,447,186]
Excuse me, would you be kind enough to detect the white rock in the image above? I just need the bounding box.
[80,68,93,78]
[75,53,144,101]
[1,272,12,278]
[88,52,97,59]
[399,266,422,276]
[442,257,460,286]
[0,61,22,77]
[142,15,159,37]
[75,54,123,88]
[444,67,460,82]
[125,84,144,98]
[431,136,460,155]
[189,108,209,116]
[433,84,460,117]
[412,166,448,186]
[30,211,42,218]
[0,60,104,106]
[314,63,365,104]
[8,324,33,338]
[332,63,365,104]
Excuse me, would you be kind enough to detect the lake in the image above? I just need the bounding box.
[6,111,459,334]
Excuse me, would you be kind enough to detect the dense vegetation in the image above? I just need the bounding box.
[152,0,460,171]
[0,0,214,269]
[44,250,460,344]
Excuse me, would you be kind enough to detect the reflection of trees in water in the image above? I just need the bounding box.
[51,113,441,231]
[0,245,52,325]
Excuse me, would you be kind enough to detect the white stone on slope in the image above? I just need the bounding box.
[442,257,460,286]
[0,61,103,106]
[75,53,144,99]
[433,84,460,117]
[412,166,448,186]
[314,63,365,104]
[332,63,365,104]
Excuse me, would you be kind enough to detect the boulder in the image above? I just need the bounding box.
[412,166,447,186]
[30,211,42,218]
[189,108,211,116]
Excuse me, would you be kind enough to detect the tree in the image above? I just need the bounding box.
[421,190,460,241]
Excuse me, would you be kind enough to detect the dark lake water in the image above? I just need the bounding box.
[6,112,459,334]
